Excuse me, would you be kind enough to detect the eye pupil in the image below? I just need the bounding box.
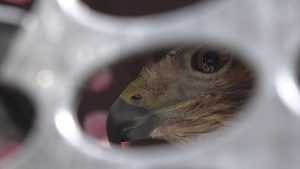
[191,49,230,73]
[203,51,219,67]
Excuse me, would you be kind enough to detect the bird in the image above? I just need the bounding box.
[106,46,254,147]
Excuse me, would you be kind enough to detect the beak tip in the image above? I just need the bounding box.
[106,97,155,145]
[106,113,121,145]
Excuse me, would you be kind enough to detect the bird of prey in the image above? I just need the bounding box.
[106,46,254,146]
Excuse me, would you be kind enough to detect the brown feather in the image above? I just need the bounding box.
[132,48,254,144]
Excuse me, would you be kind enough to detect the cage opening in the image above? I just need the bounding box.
[77,45,256,150]
[81,0,207,17]
[0,85,35,160]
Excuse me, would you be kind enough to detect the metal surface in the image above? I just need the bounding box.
[0,0,300,169]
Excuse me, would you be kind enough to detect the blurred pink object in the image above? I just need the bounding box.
[88,71,112,92]
[84,111,108,141]
[0,139,19,160]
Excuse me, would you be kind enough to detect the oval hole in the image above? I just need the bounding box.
[77,44,256,150]
[81,0,209,17]
[0,85,36,161]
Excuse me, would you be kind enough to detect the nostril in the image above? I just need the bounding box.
[131,94,142,101]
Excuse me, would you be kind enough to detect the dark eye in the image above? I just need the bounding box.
[203,51,219,68]
[192,50,231,73]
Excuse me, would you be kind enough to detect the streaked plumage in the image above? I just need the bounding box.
[107,46,254,146]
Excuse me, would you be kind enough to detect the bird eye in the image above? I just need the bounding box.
[192,50,231,73]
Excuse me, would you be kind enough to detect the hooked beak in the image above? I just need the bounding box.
[106,97,159,145]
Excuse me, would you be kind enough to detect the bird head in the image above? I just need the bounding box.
[106,46,254,146]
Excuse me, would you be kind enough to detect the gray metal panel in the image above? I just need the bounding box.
[0,0,299,169]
